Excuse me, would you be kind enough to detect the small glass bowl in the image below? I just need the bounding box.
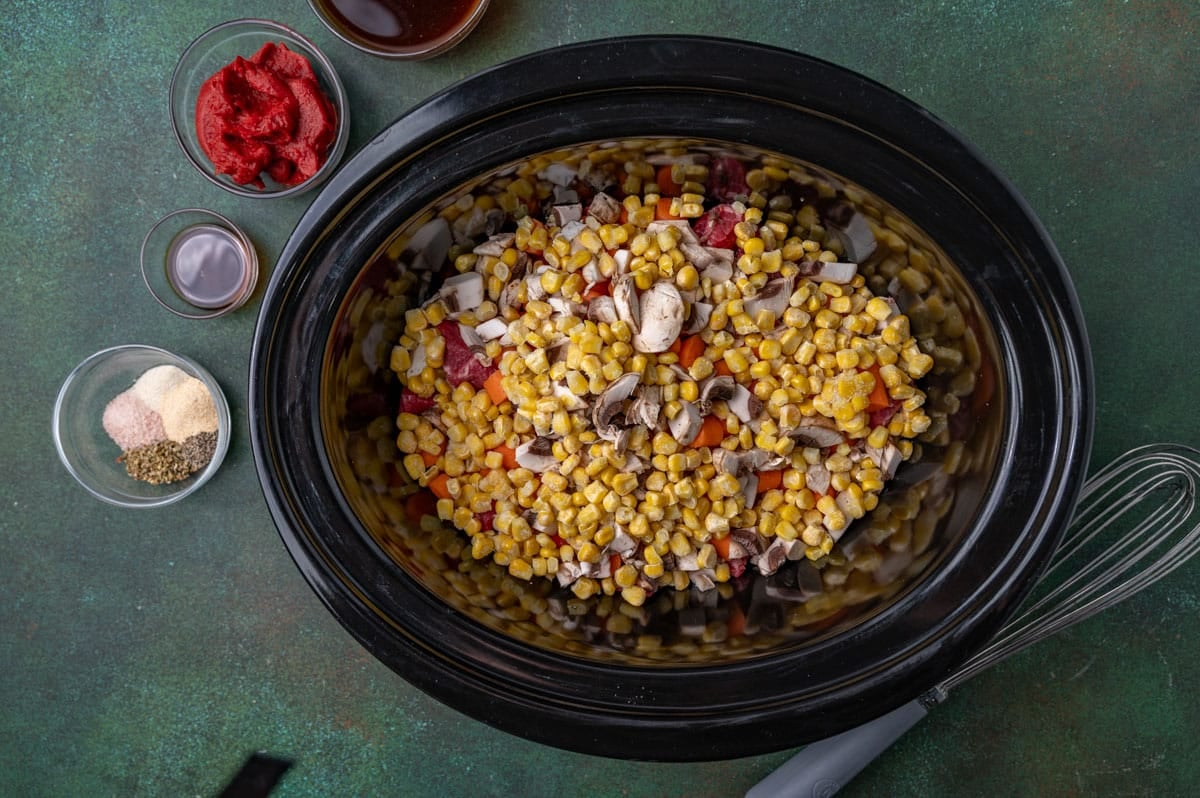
[141,208,259,319]
[307,0,490,60]
[169,18,350,198]
[53,345,231,508]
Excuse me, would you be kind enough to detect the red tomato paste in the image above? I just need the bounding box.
[195,42,337,188]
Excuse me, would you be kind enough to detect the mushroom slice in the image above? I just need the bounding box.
[632,282,685,353]
[726,384,763,424]
[612,248,633,275]
[787,420,844,449]
[743,275,794,320]
[438,272,485,315]
[586,191,622,224]
[754,538,790,577]
[587,295,619,324]
[805,463,831,495]
[611,274,641,332]
[699,250,734,283]
[593,372,641,443]
[800,260,858,284]
[472,232,515,258]
[711,448,741,476]
[868,442,903,479]
[401,217,452,272]
[473,317,509,341]
[551,203,582,226]
[831,210,878,263]
[739,473,760,510]
[556,559,583,587]
[731,528,764,557]
[406,342,427,379]
[683,301,713,335]
[515,437,558,472]
[667,399,702,447]
[690,570,717,592]
[609,526,639,558]
[697,375,736,415]
[631,385,662,429]
[552,380,587,411]
[538,161,578,187]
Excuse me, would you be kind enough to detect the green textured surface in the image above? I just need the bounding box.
[3,1,1198,796]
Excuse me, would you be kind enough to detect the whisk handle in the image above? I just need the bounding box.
[745,699,929,798]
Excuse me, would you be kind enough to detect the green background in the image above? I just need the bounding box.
[3,1,1198,795]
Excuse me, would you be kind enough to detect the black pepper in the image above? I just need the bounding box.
[180,430,218,471]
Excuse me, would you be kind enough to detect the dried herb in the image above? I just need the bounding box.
[120,440,193,485]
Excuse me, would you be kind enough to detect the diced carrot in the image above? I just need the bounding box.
[618,206,629,224]
[420,450,440,468]
[757,469,783,493]
[688,415,726,449]
[655,196,679,220]
[668,336,683,355]
[493,444,519,470]
[712,534,732,560]
[866,365,890,412]
[655,164,682,196]
[726,603,746,637]
[427,473,452,500]
[609,553,623,574]
[678,334,706,368]
[714,358,733,377]
[483,369,507,406]
[582,280,610,300]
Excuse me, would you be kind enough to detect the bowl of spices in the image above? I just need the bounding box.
[141,208,259,318]
[53,345,230,508]
[307,0,491,60]
[170,18,350,198]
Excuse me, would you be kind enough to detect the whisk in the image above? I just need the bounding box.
[747,442,1200,798]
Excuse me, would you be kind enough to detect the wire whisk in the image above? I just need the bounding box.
[936,441,1200,695]
[748,442,1200,798]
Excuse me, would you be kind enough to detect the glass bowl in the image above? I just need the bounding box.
[307,0,491,60]
[53,345,231,508]
[140,208,260,319]
[169,18,350,199]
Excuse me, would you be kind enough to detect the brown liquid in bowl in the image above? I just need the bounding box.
[314,0,480,50]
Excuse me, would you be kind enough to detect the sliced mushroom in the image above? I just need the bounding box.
[690,570,716,592]
[472,232,515,258]
[632,282,685,353]
[552,380,587,411]
[515,437,558,472]
[683,301,713,335]
[711,448,740,476]
[401,217,452,272]
[868,442,903,479]
[559,220,587,243]
[609,526,639,558]
[787,420,844,449]
[593,372,641,443]
[438,272,485,315]
[473,317,509,341]
[551,203,582,226]
[754,538,790,577]
[667,399,702,446]
[697,375,736,415]
[830,210,878,263]
[538,161,577,187]
[726,384,763,424]
[611,274,641,331]
[800,260,858,284]
[586,191,622,224]
[739,473,760,509]
[805,463,831,495]
[612,248,632,275]
[731,528,764,557]
[406,341,427,379]
[630,385,662,429]
[743,275,794,320]
[556,559,583,587]
[700,250,734,283]
[587,295,619,324]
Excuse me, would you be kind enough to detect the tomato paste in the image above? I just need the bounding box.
[195,42,337,188]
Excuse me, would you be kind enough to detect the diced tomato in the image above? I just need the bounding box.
[693,203,740,248]
[437,321,496,389]
[399,389,435,414]
[477,509,495,532]
[706,156,749,201]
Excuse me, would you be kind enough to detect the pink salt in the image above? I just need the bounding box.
[102,390,167,451]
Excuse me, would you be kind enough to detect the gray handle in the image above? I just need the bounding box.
[745,699,930,798]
